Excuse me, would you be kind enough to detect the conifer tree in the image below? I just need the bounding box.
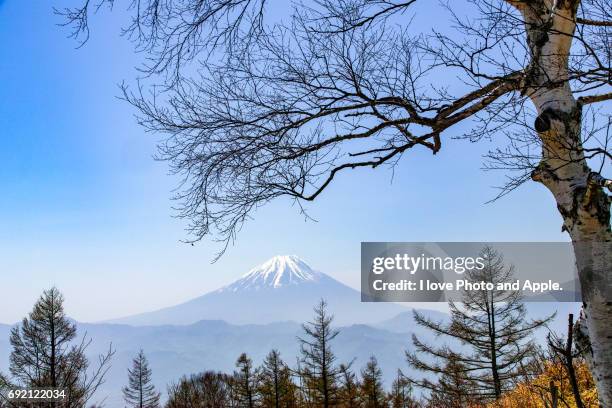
[279,366,299,408]
[294,359,313,407]
[359,356,387,408]
[258,350,296,408]
[388,370,415,408]
[407,247,552,402]
[8,287,113,408]
[298,299,341,408]
[122,350,161,408]
[426,355,477,408]
[337,363,360,408]
[234,353,258,408]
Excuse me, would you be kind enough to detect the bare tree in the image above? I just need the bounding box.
[337,363,360,408]
[6,287,113,408]
[359,356,387,408]
[122,350,161,408]
[424,356,477,408]
[258,350,297,408]
[58,0,611,404]
[388,370,416,408]
[298,300,341,407]
[166,371,235,408]
[0,373,12,408]
[548,314,586,408]
[407,247,553,402]
[234,353,258,408]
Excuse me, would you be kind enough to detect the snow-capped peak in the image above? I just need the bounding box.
[219,255,322,292]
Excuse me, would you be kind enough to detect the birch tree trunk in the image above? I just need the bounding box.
[513,1,612,405]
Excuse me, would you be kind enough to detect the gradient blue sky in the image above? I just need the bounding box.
[0,1,569,323]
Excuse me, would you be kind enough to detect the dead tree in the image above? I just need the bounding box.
[548,314,586,408]
[57,1,612,404]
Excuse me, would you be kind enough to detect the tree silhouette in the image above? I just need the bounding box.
[6,287,113,408]
[113,298,598,407]
[234,353,258,408]
[166,371,234,408]
[298,300,341,407]
[407,247,552,401]
[122,350,161,408]
[338,363,360,408]
[258,350,297,408]
[359,356,387,408]
[548,314,587,408]
[388,370,416,408]
[426,356,477,408]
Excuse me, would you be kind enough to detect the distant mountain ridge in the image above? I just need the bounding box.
[2,304,572,408]
[0,319,430,408]
[109,255,408,326]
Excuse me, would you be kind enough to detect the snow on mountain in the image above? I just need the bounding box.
[109,255,408,326]
[219,255,321,291]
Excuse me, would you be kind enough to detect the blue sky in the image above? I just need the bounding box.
[0,2,569,323]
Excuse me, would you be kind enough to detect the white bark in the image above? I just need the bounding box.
[511,1,612,405]
[572,242,612,407]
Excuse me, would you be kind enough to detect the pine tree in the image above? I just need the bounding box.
[294,358,313,407]
[258,350,297,408]
[298,299,341,407]
[426,355,477,408]
[9,287,76,389]
[122,350,161,408]
[337,363,359,408]
[407,247,553,402]
[388,370,415,408]
[8,287,113,408]
[234,353,258,408]
[359,356,387,408]
[279,366,300,408]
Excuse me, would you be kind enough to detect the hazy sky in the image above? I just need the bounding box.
[0,2,570,323]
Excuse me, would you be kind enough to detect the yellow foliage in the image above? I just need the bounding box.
[488,361,599,408]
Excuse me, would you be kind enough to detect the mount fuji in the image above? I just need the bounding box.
[110,255,408,326]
